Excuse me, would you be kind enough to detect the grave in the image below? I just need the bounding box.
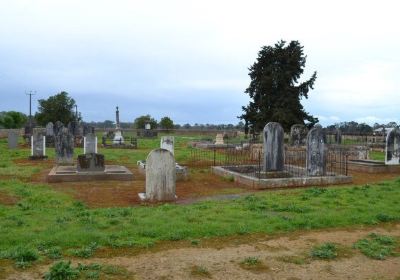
[113,106,124,144]
[290,124,308,146]
[138,148,176,201]
[385,127,400,165]
[54,121,74,165]
[137,135,188,180]
[7,131,18,149]
[215,134,224,145]
[212,122,352,189]
[29,129,47,160]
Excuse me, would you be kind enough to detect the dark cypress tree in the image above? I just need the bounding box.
[240,40,318,133]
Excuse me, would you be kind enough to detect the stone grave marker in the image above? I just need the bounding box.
[84,133,97,154]
[46,122,54,137]
[54,122,74,164]
[306,126,326,176]
[290,124,308,146]
[140,148,176,201]
[385,127,400,165]
[215,133,224,145]
[30,130,47,159]
[335,128,342,144]
[160,136,174,155]
[77,153,105,172]
[263,122,284,172]
[7,131,18,149]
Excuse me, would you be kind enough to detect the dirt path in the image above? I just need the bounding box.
[5,224,400,280]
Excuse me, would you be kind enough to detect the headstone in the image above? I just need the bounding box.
[30,130,47,159]
[290,124,308,146]
[68,121,79,137]
[77,153,105,172]
[263,122,284,172]
[46,122,54,137]
[141,148,176,201]
[145,123,151,130]
[54,122,74,164]
[215,133,224,145]
[84,134,97,154]
[306,126,326,176]
[113,130,124,144]
[335,128,342,144]
[102,135,107,146]
[160,136,174,155]
[385,127,400,165]
[7,131,18,149]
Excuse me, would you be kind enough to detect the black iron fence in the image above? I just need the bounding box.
[188,145,348,177]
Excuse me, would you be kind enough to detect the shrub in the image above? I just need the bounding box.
[354,233,398,260]
[44,261,79,280]
[311,243,338,259]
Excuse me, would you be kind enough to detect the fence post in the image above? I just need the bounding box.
[213,148,216,166]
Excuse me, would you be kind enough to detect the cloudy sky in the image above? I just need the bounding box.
[0,0,399,125]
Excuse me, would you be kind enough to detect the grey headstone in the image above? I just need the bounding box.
[7,131,18,149]
[84,134,97,154]
[306,126,326,176]
[31,130,46,157]
[54,122,74,164]
[160,136,174,155]
[335,128,342,144]
[77,153,105,172]
[144,148,176,201]
[68,121,79,137]
[263,122,284,172]
[385,127,400,165]
[46,122,54,137]
[290,124,308,146]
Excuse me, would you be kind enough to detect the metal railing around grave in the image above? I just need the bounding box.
[188,146,348,178]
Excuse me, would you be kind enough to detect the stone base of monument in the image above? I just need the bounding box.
[47,165,133,183]
[212,165,352,189]
[137,160,189,181]
[138,193,177,202]
[347,159,400,173]
[29,155,48,160]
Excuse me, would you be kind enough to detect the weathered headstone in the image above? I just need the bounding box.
[215,133,224,145]
[160,136,174,155]
[334,128,342,144]
[77,153,105,172]
[68,121,79,137]
[290,124,308,146]
[7,131,18,149]
[306,126,326,176]
[84,134,97,154]
[145,123,151,130]
[263,122,284,172]
[46,122,54,137]
[54,122,74,164]
[141,148,176,201]
[30,130,47,159]
[385,127,400,165]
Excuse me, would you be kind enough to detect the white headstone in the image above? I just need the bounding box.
[31,132,46,157]
[215,133,224,145]
[84,134,97,154]
[113,130,124,144]
[160,136,174,155]
[142,148,176,201]
[145,123,151,130]
[385,128,400,165]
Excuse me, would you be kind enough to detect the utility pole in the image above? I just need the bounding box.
[75,104,78,121]
[25,91,36,132]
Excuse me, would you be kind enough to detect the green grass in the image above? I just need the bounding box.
[1,136,400,268]
[370,150,385,161]
[354,233,399,260]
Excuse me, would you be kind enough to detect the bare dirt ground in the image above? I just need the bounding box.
[4,224,400,280]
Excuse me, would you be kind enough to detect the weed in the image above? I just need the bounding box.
[70,243,98,258]
[311,243,338,260]
[354,233,398,260]
[239,256,269,272]
[44,261,79,280]
[190,265,211,278]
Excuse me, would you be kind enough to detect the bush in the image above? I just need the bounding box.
[354,233,398,260]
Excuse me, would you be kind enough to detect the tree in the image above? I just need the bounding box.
[133,115,158,129]
[0,111,28,128]
[239,40,318,133]
[159,116,174,130]
[35,92,78,126]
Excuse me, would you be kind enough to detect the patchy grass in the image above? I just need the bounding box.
[354,233,399,260]
[311,243,338,260]
[239,256,269,272]
[190,265,212,278]
[370,151,385,161]
[277,254,310,265]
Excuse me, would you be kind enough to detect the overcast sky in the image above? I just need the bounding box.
[0,0,399,126]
